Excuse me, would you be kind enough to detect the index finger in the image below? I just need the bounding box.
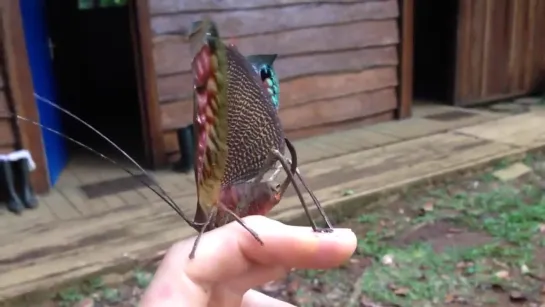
[165,215,356,284]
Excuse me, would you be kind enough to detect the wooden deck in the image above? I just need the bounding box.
[3,104,544,304]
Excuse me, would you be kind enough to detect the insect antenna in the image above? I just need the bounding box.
[34,94,180,209]
[16,100,200,229]
[285,138,333,229]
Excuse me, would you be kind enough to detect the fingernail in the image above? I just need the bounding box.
[315,228,355,238]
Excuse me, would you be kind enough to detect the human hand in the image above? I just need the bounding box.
[140,215,357,307]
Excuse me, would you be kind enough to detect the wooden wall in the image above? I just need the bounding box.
[0,0,49,193]
[454,0,545,106]
[0,70,17,155]
[0,17,17,155]
[148,0,400,161]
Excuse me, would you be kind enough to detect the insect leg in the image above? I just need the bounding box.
[285,139,333,229]
[267,163,283,182]
[189,207,218,259]
[268,149,333,233]
[218,204,264,245]
[252,152,278,184]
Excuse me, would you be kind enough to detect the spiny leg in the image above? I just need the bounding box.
[284,139,333,229]
[189,207,218,259]
[267,163,283,182]
[219,204,264,245]
[292,169,333,229]
[252,151,278,184]
[268,149,332,233]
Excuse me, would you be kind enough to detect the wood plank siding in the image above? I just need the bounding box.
[454,0,545,106]
[0,14,17,155]
[0,0,49,193]
[147,0,401,161]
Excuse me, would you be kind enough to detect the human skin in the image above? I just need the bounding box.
[140,215,357,307]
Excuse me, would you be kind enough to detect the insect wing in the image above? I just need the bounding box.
[189,19,229,211]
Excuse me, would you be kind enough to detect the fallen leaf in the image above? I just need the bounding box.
[422,201,434,212]
[342,189,354,196]
[74,298,94,307]
[539,224,545,233]
[360,295,385,307]
[509,290,527,302]
[456,261,473,269]
[444,293,455,303]
[381,254,394,266]
[495,270,510,279]
[286,278,300,293]
[393,287,409,296]
[521,264,530,274]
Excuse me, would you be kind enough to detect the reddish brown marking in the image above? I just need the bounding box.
[216,183,280,225]
[192,45,211,86]
[192,44,222,185]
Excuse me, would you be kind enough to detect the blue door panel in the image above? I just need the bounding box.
[20,0,67,186]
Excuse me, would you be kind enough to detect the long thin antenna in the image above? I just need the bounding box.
[33,93,182,215]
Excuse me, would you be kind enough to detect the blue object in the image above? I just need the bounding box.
[246,54,280,109]
[20,0,68,186]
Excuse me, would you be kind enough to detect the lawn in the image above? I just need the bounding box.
[258,152,545,307]
[47,151,545,307]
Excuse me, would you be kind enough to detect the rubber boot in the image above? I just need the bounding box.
[173,124,195,174]
[13,158,38,209]
[0,160,24,214]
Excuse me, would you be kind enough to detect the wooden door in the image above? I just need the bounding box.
[454,0,545,106]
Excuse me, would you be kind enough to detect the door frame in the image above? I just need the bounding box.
[130,0,165,169]
[397,0,414,119]
[0,0,166,193]
[0,0,49,193]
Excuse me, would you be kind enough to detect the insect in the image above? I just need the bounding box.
[13,18,333,260]
[188,19,333,257]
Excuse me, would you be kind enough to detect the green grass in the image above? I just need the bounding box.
[360,179,545,305]
[55,268,156,306]
[292,158,545,306]
[134,269,154,289]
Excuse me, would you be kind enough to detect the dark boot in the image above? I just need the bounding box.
[173,124,195,173]
[0,160,24,214]
[13,158,38,209]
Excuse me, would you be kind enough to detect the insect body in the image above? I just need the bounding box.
[189,19,334,257]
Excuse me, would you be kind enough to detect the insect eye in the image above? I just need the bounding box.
[260,66,272,81]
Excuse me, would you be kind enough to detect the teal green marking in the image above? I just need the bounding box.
[246,54,280,109]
